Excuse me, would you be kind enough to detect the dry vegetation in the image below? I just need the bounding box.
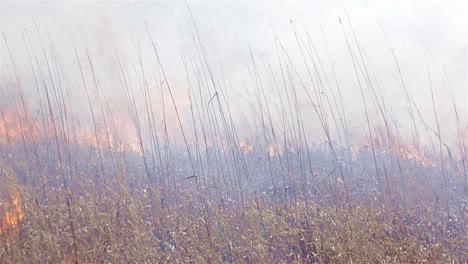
[1,168,466,263]
[1,6,467,264]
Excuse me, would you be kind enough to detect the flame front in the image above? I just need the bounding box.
[0,101,144,155]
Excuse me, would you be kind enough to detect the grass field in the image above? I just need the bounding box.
[1,3,467,263]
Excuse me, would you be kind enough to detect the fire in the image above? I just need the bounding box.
[239,140,253,154]
[0,100,144,155]
[0,106,39,145]
[238,140,286,157]
[391,139,436,168]
[353,128,437,168]
[1,188,24,238]
[266,144,284,157]
[266,145,276,157]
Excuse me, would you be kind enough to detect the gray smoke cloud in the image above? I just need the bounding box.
[1,0,467,146]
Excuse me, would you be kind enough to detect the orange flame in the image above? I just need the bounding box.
[0,101,145,155]
[353,128,437,167]
[1,189,24,238]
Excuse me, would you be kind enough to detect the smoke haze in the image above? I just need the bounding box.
[1,0,467,145]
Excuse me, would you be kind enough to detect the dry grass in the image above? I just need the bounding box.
[1,173,466,263]
[1,7,467,263]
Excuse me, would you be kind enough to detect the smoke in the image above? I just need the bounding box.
[1,0,467,147]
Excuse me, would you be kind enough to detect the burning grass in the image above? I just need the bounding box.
[1,4,467,263]
[0,188,24,239]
